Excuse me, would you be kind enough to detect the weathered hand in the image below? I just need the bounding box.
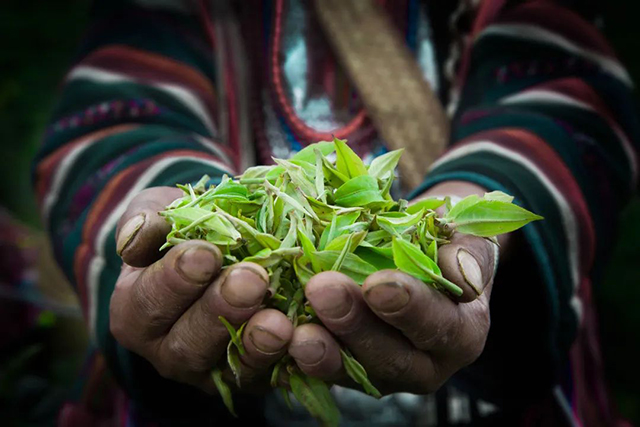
[288,181,499,395]
[110,187,294,393]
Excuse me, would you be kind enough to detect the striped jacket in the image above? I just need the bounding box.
[33,0,638,425]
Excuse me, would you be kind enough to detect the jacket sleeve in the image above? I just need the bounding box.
[32,1,255,423]
[413,0,638,415]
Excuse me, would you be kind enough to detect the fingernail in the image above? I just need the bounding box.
[249,327,286,355]
[116,214,145,256]
[221,267,266,308]
[457,249,484,295]
[289,340,326,365]
[310,284,353,320]
[176,246,219,284]
[365,282,410,313]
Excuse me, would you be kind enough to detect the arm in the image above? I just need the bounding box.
[33,1,275,423]
[413,0,638,421]
[283,1,636,425]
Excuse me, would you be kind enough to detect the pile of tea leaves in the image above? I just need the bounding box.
[158,138,542,426]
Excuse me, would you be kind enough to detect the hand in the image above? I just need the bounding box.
[287,181,499,395]
[110,187,294,394]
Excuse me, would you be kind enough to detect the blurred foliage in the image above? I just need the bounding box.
[0,0,638,424]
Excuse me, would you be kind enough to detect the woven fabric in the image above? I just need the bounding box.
[313,0,449,190]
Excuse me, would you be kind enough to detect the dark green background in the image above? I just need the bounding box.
[0,0,638,423]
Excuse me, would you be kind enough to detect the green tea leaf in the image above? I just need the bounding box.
[227,340,242,388]
[243,247,303,268]
[265,180,319,221]
[193,174,211,192]
[256,233,281,250]
[280,387,293,410]
[334,175,385,207]
[315,250,377,284]
[161,207,241,241]
[363,229,391,246]
[446,200,543,237]
[314,149,326,203]
[238,165,272,180]
[218,316,245,355]
[202,230,240,247]
[212,368,236,417]
[354,247,397,271]
[380,173,394,200]
[271,361,282,388]
[331,234,354,271]
[305,196,339,222]
[265,165,286,182]
[318,214,338,251]
[367,149,404,180]
[290,159,319,176]
[391,238,463,296]
[335,137,368,179]
[287,288,305,325]
[340,349,381,398]
[274,159,317,197]
[321,156,349,187]
[444,194,481,220]
[341,221,369,234]
[215,207,259,238]
[335,211,362,232]
[406,198,445,214]
[291,140,336,163]
[211,178,249,199]
[289,372,340,427]
[427,240,438,264]
[325,230,366,252]
[280,215,298,249]
[483,190,514,203]
[377,209,425,230]
[294,256,315,286]
[297,226,321,273]
[292,187,323,223]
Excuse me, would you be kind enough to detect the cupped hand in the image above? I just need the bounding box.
[110,187,294,394]
[288,181,499,395]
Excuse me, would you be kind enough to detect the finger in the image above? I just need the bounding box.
[363,270,488,368]
[153,262,270,385]
[116,186,183,267]
[239,309,293,375]
[288,323,343,381]
[437,233,497,303]
[306,272,439,394]
[110,240,222,351]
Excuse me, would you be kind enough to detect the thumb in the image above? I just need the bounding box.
[116,186,183,268]
[437,233,498,303]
